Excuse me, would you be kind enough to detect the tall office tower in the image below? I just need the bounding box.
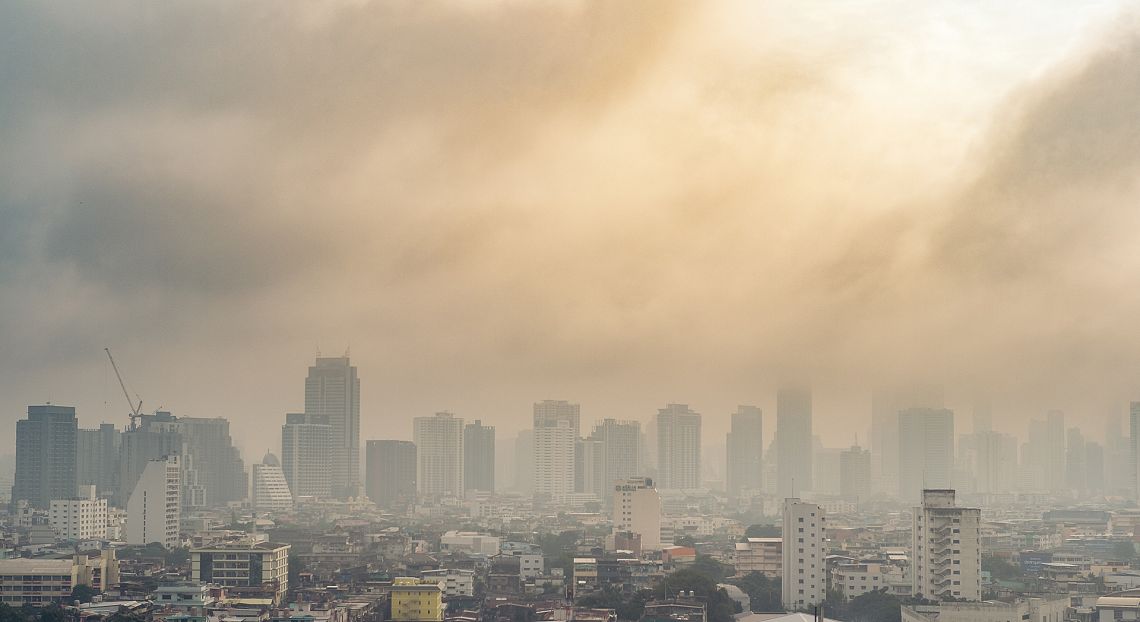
[1025,411,1066,492]
[781,498,827,611]
[533,400,580,436]
[125,455,180,548]
[656,404,702,490]
[592,419,641,494]
[839,445,871,503]
[1086,441,1105,492]
[973,431,1018,494]
[251,453,293,511]
[78,423,121,500]
[812,442,842,496]
[575,437,605,498]
[870,386,944,497]
[1066,427,1087,493]
[612,477,662,551]
[1108,413,1132,496]
[414,412,464,497]
[365,440,417,508]
[776,387,812,498]
[119,412,244,509]
[911,489,981,601]
[513,430,535,493]
[304,356,361,499]
[463,421,495,492]
[534,420,575,502]
[281,413,332,498]
[726,405,763,498]
[897,408,955,502]
[12,405,78,509]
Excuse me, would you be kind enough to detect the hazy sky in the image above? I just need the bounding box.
[3,1,1140,461]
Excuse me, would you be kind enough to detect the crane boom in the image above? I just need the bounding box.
[104,347,142,419]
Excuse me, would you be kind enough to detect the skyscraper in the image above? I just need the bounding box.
[655,404,701,490]
[1131,402,1140,499]
[12,405,78,509]
[125,455,180,548]
[782,498,827,611]
[839,445,871,503]
[533,400,579,503]
[776,387,812,498]
[973,430,1018,494]
[870,385,944,498]
[911,489,980,601]
[251,453,293,511]
[726,405,763,498]
[513,430,535,493]
[897,408,955,502]
[1066,427,1087,493]
[592,419,641,494]
[414,412,464,497]
[77,423,121,500]
[366,440,417,508]
[304,356,361,498]
[463,420,495,492]
[281,413,332,498]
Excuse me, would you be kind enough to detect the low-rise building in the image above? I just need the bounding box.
[902,596,1067,622]
[390,577,443,622]
[49,485,108,541]
[190,542,291,605]
[0,551,119,606]
[420,568,474,597]
[734,538,781,578]
[439,531,500,556]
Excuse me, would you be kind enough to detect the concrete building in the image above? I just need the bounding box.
[281,412,332,498]
[49,485,108,541]
[414,412,464,497]
[870,386,944,498]
[77,423,121,501]
[898,408,955,502]
[656,404,701,490]
[12,405,78,509]
[593,419,642,496]
[839,445,871,503]
[1131,402,1140,499]
[304,356,361,499]
[440,530,501,555]
[125,455,180,548]
[1024,410,1066,493]
[781,498,826,611]
[776,387,812,498]
[191,542,291,605]
[902,596,1066,622]
[0,552,119,606]
[421,568,475,597]
[463,420,495,492]
[534,401,579,503]
[973,430,1018,494]
[365,440,417,508]
[911,489,980,601]
[251,452,293,511]
[613,477,662,551]
[833,562,905,600]
[513,430,535,494]
[734,537,781,578]
[390,577,444,622]
[575,436,606,499]
[726,405,763,498]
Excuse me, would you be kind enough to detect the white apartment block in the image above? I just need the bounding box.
[655,404,701,490]
[126,455,180,548]
[414,412,465,497]
[534,421,575,503]
[911,489,981,601]
[781,498,826,611]
[421,568,475,597]
[50,485,107,541]
[613,477,662,551]
[833,561,907,600]
[735,537,781,578]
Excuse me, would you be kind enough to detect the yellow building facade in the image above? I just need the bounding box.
[390,577,443,622]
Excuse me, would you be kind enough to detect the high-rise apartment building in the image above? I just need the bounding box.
[781,498,826,611]
[776,387,812,498]
[1086,440,1106,493]
[365,440,417,508]
[911,489,980,601]
[77,423,121,501]
[463,421,495,492]
[575,437,605,498]
[726,405,763,498]
[870,386,943,497]
[281,413,332,498]
[1024,410,1066,493]
[12,405,78,509]
[1066,427,1087,493]
[251,453,293,511]
[592,419,641,493]
[414,412,464,497]
[49,485,108,541]
[839,445,871,503]
[612,477,662,551]
[973,431,1018,494]
[513,430,535,493]
[304,356,361,498]
[125,455,180,548]
[533,401,579,503]
[656,404,701,490]
[533,400,580,436]
[897,408,955,502]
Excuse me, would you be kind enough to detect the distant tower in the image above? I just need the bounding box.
[726,405,763,498]
[365,440,417,508]
[897,408,955,502]
[776,387,812,498]
[251,453,293,511]
[839,445,871,503]
[12,405,78,509]
[414,412,464,497]
[281,413,332,498]
[533,400,579,503]
[655,404,701,490]
[304,356,361,499]
[463,421,496,492]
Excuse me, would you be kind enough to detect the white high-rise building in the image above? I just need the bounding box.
[414,412,465,497]
[251,453,293,511]
[612,477,662,551]
[533,400,579,503]
[593,419,641,494]
[898,408,955,502]
[656,404,701,490]
[281,413,332,498]
[781,498,826,611]
[126,455,180,548]
[304,356,361,499]
[912,489,980,601]
[49,485,108,541]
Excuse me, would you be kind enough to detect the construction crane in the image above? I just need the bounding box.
[104,347,142,429]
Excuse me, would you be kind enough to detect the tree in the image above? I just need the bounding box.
[730,572,781,612]
[70,584,99,604]
[981,556,1022,580]
[1113,540,1136,562]
[690,556,730,583]
[841,589,901,622]
[657,568,737,622]
[744,524,780,539]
